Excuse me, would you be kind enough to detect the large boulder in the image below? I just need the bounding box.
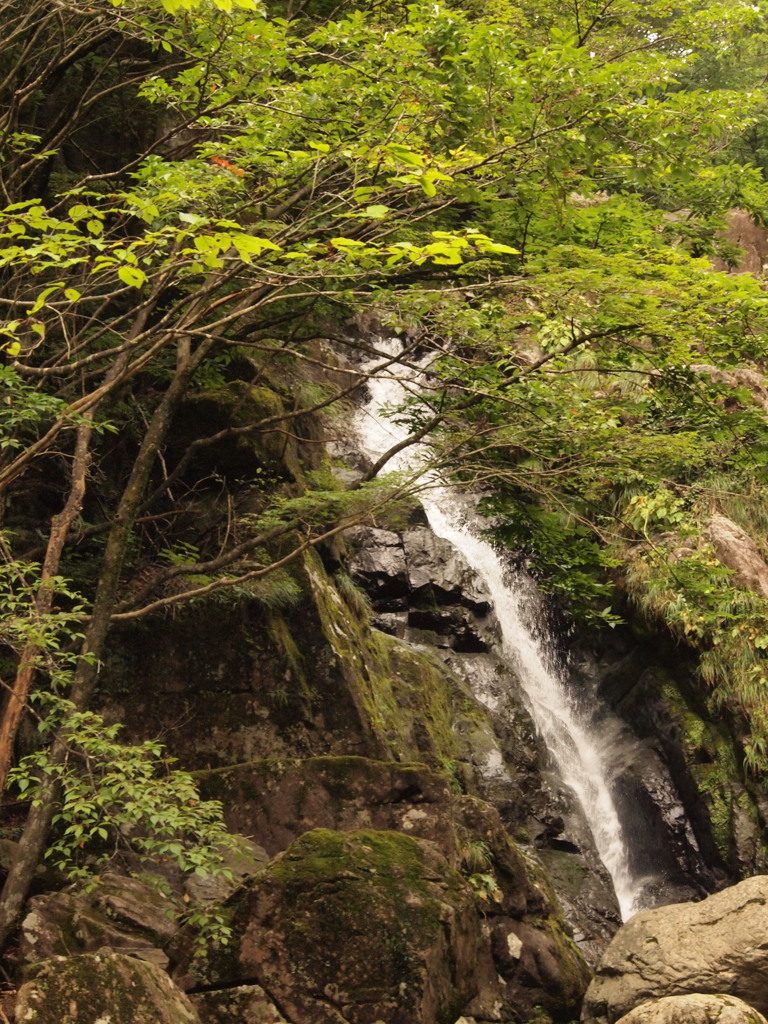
[615,994,767,1024]
[16,950,200,1024]
[19,873,179,969]
[180,823,588,1024]
[706,516,768,597]
[192,984,289,1024]
[582,876,768,1024]
[190,828,486,1024]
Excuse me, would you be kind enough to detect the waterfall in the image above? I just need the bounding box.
[353,341,648,920]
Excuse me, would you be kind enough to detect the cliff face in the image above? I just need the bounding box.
[39,545,591,1023]
[6,372,768,1024]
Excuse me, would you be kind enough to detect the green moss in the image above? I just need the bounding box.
[267,613,312,698]
[542,916,590,994]
[172,381,305,486]
[267,828,452,992]
[304,549,462,767]
[661,681,741,860]
[21,952,193,1024]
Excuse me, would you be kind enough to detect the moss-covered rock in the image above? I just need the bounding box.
[305,549,480,767]
[192,985,289,1024]
[191,828,482,1024]
[16,951,200,1024]
[170,381,302,486]
[96,595,372,770]
[197,756,456,857]
[176,816,589,1024]
[658,679,768,873]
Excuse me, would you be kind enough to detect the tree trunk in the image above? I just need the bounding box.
[0,334,216,947]
[0,300,158,797]
[0,420,92,795]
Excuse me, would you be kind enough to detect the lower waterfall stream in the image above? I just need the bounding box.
[353,341,650,920]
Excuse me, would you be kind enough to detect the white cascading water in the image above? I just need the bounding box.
[354,341,646,920]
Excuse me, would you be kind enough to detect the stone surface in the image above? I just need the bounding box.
[615,994,767,1024]
[192,984,289,1024]
[582,875,768,1024]
[347,524,493,652]
[402,526,491,608]
[199,756,458,859]
[199,758,590,1020]
[180,821,589,1024]
[19,872,179,968]
[345,526,408,605]
[16,951,201,1024]
[706,515,768,597]
[183,839,268,905]
[198,828,483,1024]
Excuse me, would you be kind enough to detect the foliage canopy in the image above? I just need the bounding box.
[3,0,768,944]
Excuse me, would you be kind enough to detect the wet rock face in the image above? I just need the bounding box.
[97,600,373,770]
[347,525,493,651]
[16,951,201,1024]
[568,638,733,899]
[348,523,627,952]
[582,875,768,1024]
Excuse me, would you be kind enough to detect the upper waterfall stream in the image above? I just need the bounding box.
[353,341,649,920]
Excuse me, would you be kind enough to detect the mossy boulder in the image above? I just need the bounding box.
[490,916,592,1020]
[192,828,483,1024]
[196,756,593,1019]
[170,381,300,485]
[16,951,200,1024]
[198,756,456,858]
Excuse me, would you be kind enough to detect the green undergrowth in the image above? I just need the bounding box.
[623,534,768,777]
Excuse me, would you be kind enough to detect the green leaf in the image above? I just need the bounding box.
[29,284,64,314]
[68,204,90,222]
[117,265,147,289]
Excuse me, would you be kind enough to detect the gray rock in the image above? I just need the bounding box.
[19,872,179,967]
[346,526,408,600]
[183,839,268,905]
[403,526,490,607]
[706,515,768,597]
[582,875,768,1024]
[16,951,201,1024]
[615,994,767,1024]
[192,984,289,1023]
